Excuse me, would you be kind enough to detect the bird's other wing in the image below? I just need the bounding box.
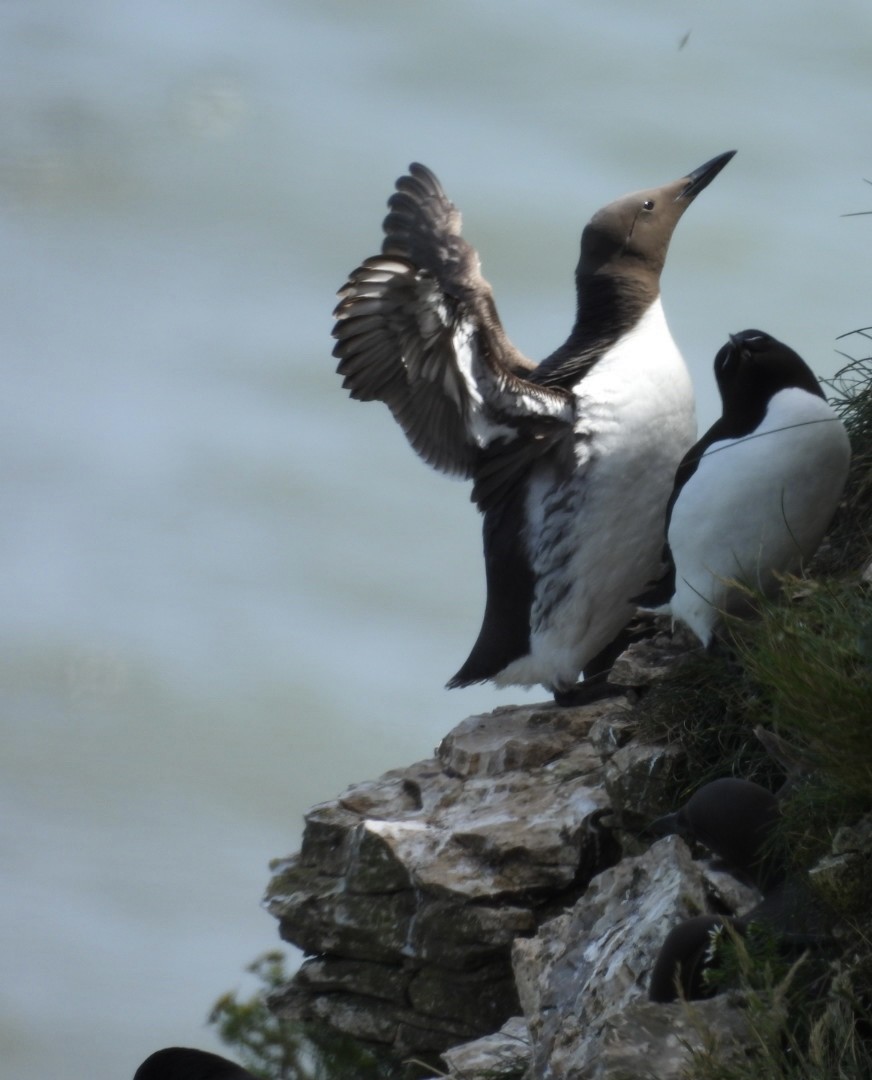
[333,163,572,482]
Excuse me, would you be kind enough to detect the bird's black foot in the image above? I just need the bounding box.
[552,676,628,707]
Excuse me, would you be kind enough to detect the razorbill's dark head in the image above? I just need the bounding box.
[133,1047,256,1080]
[713,329,827,437]
[578,150,736,281]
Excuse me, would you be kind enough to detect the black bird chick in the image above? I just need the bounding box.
[648,914,735,1003]
[650,777,783,890]
[647,777,831,1004]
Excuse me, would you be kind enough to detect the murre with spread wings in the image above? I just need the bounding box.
[333,153,735,703]
[636,329,851,647]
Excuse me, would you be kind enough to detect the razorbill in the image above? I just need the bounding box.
[637,329,851,646]
[333,153,735,703]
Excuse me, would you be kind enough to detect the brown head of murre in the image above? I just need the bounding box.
[536,149,736,388]
[333,153,735,703]
[581,151,736,278]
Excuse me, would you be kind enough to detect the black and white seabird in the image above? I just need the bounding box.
[333,153,735,702]
[637,329,851,647]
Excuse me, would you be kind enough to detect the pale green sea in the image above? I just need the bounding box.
[1,1,870,1075]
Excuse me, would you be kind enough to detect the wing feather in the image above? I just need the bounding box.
[332,163,573,487]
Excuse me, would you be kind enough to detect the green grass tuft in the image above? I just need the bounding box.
[634,649,782,797]
[815,338,872,576]
[683,931,872,1080]
[730,578,872,803]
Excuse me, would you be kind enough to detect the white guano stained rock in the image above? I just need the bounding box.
[512,835,760,1078]
[265,697,630,1060]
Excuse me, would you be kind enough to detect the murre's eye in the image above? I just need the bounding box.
[642,199,655,211]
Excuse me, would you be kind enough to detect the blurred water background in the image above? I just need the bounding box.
[1,1,870,1076]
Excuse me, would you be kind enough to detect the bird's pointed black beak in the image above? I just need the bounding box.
[678,150,737,201]
[647,810,684,839]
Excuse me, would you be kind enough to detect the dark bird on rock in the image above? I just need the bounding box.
[637,329,851,646]
[648,777,833,1003]
[648,913,733,1003]
[133,1047,255,1080]
[650,777,783,890]
[333,153,735,703]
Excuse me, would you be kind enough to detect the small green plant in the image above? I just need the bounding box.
[699,921,792,999]
[209,951,397,1079]
[209,951,312,1079]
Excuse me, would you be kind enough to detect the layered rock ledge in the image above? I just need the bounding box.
[264,698,627,1058]
[263,635,768,1075]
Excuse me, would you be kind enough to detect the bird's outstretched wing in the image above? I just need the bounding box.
[332,164,573,502]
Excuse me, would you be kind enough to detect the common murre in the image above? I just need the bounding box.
[333,153,735,703]
[637,329,851,646]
